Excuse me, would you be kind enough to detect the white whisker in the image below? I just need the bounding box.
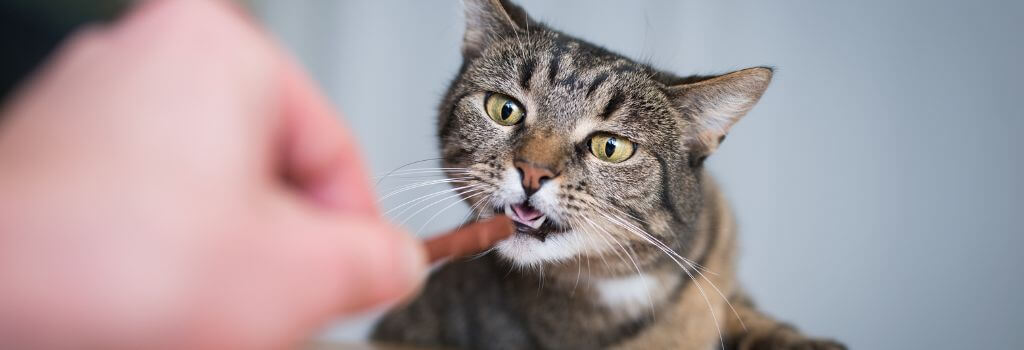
[596,210,741,330]
[415,189,491,234]
[592,199,716,275]
[595,211,730,348]
[397,186,488,226]
[581,216,656,321]
[375,168,471,177]
[378,177,475,201]
[383,183,483,217]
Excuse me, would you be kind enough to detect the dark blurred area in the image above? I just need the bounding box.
[0,0,129,102]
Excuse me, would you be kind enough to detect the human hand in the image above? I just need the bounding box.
[0,1,442,348]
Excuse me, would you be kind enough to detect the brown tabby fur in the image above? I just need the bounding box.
[373,1,845,349]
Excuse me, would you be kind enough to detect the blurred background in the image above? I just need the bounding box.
[3,1,1022,349]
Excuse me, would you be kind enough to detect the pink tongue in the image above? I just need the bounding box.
[512,203,543,221]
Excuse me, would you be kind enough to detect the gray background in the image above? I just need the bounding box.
[252,1,1024,349]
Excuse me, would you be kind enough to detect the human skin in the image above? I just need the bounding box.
[0,1,509,349]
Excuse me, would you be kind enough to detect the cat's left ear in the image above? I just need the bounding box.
[667,67,773,158]
[462,0,529,59]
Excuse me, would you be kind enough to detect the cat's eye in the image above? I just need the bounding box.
[588,134,635,163]
[484,93,525,126]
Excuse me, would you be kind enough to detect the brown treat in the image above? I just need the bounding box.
[424,216,514,263]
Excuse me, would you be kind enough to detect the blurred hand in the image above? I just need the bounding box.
[0,1,427,348]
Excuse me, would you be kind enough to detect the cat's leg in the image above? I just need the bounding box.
[372,258,517,349]
[371,293,448,346]
[722,291,846,350]
[371,262,473,347]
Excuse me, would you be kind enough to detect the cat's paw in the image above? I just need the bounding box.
[737,329,846,350]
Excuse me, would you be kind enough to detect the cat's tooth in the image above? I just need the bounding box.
[504,205,515,219]
[529,216,546,229]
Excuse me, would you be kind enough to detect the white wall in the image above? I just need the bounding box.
[252,1,1024,348]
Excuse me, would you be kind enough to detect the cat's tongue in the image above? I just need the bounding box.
[510,203,544,222]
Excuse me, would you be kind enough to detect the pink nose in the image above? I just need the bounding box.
[514,160,557,196]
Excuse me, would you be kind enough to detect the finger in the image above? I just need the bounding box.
[217,204,428,349]
[1,24,108,114]
[273,208,428,316]
[424,216,514,263]
[276,57,378,217]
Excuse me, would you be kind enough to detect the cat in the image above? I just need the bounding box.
[373,1,845,349]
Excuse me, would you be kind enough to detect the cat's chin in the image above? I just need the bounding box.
[494,230,584,267]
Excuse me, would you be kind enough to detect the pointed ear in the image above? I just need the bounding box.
[462,0,528,59]
[667,67,773,157]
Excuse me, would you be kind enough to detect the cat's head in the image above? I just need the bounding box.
[439,0,771,270]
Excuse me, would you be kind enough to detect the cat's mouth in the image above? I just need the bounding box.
[504,203,561,241]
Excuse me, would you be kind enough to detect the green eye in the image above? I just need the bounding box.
[588,134,635,163]
[484,93,525,126]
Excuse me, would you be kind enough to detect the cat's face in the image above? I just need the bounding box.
[438,0,771,269]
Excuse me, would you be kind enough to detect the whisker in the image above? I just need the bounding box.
[590,200,715,275]
[458,190,495,229]
[414,189,491,234]
[374,170,472,181]
[595,210,726,323]
[581,216,656,321]
[378,177,475,202]
[598,210,742,328]
[466,246,497,261]
[590,198,651,225]
[569,228,586,297]
[383,183,483,217]
[375,175,473,184]
[595,211,730,347]
[396,186,488,226]
[568,216,613,272]
[384,166,470,172]
[585,199,685,259]
[374,158,448,186]
[375,167,471,177]
[562,216,592,297]
[566,216,597,287]
[579,217,634,276]
[463,193,499,262]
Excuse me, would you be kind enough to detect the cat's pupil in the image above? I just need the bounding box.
[501,102,514,120]
[605,138,617,157]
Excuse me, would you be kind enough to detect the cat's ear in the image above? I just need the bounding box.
[462,0,528,59]
[667,67,773,158]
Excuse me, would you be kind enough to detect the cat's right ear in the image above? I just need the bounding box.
[462,0,528,59]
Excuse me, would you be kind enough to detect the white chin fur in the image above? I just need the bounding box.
[495,231,582,267]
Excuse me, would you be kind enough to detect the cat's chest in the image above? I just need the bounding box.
[504,271,684,349]
[592,273,663,313]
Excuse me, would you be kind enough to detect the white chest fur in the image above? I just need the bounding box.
[593,273,663,311]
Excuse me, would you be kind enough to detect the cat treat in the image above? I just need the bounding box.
[424,216,514,263]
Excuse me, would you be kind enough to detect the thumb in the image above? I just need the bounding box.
[273,208,428,318]
[185,207,428,349]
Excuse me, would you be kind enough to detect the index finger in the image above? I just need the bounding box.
[424,216,514,263]
[277,57,379,217]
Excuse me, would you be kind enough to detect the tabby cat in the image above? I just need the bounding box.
[373,1,845,349]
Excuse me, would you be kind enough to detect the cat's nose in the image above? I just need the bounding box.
[514,160,558,197]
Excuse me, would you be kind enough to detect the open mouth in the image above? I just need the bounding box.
[504,202,560,241]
